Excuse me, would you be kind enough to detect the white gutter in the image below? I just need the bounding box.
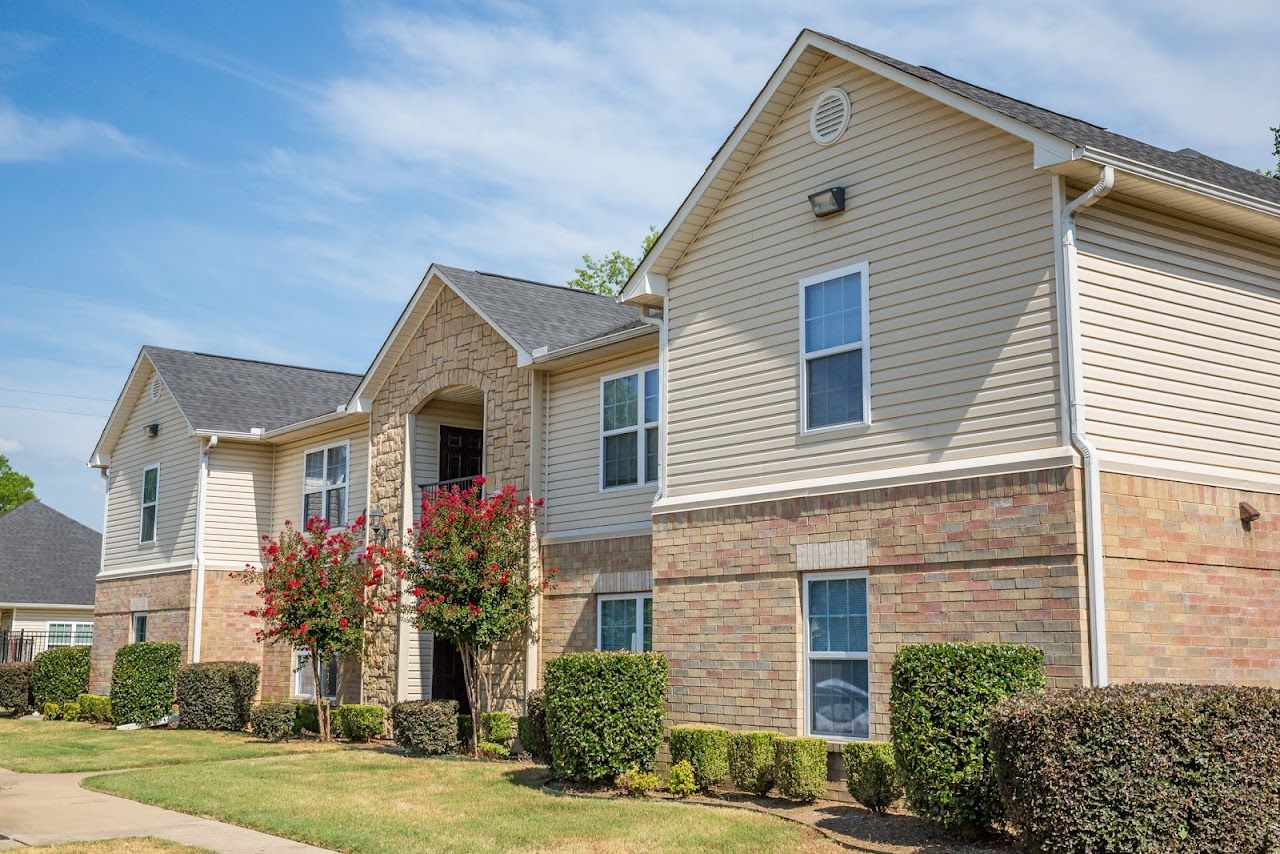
[529,323,657,365]
[653,302,670,502]
[1059,165,1115,687]
[192,434,218,662]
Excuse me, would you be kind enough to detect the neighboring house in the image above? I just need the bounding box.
[90,30,1278,763]
[0,500,99,662]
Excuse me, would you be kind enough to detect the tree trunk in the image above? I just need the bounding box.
[459,641,481,756]
[311,651,330,742]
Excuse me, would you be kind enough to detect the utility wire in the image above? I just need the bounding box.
[0,404,107,418]
[0,352,128,370]
[0,386,115,402]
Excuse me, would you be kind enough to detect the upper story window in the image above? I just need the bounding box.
[800,263,870,431]
[600,367,659,489]
[303,444,348,528]
[139,464,159,543]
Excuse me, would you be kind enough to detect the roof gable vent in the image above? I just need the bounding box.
[149,377,161,401]
[809,87,850,145]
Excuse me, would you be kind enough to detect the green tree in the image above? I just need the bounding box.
[566,227,659,296]
[0,455,35,515]
[1263,126,1279,179]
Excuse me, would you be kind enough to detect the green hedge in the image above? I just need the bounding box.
[335,704,385,741]
[669,724,730,791]
[42,701,61,719]
[728,731,776,795]
[544,652,668,782]
[0,662,33,714]
[773,736,827,802]
[251,702,297,742]
[843,742,901,813]
[518,688,550,761]
[481,710,514,745]
[61,700,81,721]
[176,662,260,731]
[77,693,113,724]
[32,646,91,707]
[110,642,182,725]
[891,642,1044,835]
[295,702,321,734]
[992,683,1280,853]
[391,700,458,755]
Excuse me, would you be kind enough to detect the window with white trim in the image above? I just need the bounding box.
[803,572,869,739]
[596,593,652,652]
[601,367,659,489]
[302,444,348,528]
[801,264,869,430]
[294,649,339,699]
[47,622,93,648]
[132,613,148,643]
[139,465,159,543]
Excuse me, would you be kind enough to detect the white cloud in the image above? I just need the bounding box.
[0,437,23,454]
[0,98,146,163]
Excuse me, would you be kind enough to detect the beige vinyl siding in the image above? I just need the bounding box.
[663,56,1061,496]
[204,440,275,567]
[412,402,484,490]
[9,607,93,634]
[270,425,368,535]
[1077,198,1280,484]
[543,350,659,534]
[401,629,433,700]
[102,363,200,571]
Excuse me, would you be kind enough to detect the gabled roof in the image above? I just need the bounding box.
[349,264,650,408]
[621,29,1280,304]
[0,500,99,606]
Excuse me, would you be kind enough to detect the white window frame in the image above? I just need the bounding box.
[46,621,93,648]
[300,441,350,529]
[132,613,148,643]
[293,649,339,700]
[599,365,660,491]
[801,569,870,742]
[139,463,160,544]
[798,261,872,434]
[596,593,653,652]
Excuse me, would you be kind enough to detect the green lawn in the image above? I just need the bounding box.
[0,718,334,772]
[86,751,839,853]
[29,840,210,854]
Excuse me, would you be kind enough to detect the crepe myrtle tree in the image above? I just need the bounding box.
[236,516,397,742]
[397,476,551,752]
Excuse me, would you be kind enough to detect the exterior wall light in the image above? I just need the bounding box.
[369,507,388,544]
[808,186,846,218]
[144,423,160,437]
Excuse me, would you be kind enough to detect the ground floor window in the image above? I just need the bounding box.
[596,593,652,652]
[294,649,339,700]
[47,622,93,647]
[803,571,869,739]
[132,613,147,643]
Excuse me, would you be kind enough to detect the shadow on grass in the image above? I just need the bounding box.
[501,765,552,790]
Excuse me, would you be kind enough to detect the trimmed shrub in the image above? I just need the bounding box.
[110,642,181,725]
[616,768,660,797]
[478,740,510,759]
[728,731,777,796]
[334,704,385,742]
[457,714,473,748]
[0,662,33,714]
[61,701,81,721]
[669,724,730,791]
[42,701,61,719]
[77,693,113,724]
[391,700,459,755]
[667,760,696,798]
[544,652,668,782]
[295,702,322,734]
[891,642,1044,835]
[518,688,550,760]
[843,742,901,813]
[481,710,514,745]
[992,683,1280,853]
[32,646,91,707]
[773,736,827,802]
[176,661,260,731]
[251,702,297,742]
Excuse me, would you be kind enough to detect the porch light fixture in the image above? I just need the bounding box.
[808,186,846,218]
[369,507,388,544]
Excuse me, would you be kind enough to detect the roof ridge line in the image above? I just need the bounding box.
[145,345,362,377]
[465,268,624,302]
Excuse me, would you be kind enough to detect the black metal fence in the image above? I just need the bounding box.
[0,630,92,663]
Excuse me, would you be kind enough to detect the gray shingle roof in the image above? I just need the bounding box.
[821,32,1280,207]
[436,266,650,355]
[143,346,361,433]
[0,500,99,606]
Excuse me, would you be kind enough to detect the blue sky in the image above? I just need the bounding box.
[2,0,1276,528]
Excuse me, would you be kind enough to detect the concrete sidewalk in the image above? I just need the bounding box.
[0,768,332,852]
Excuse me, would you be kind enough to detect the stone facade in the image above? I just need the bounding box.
[1102,473,1280,685]
[91,569,195,692]
[652,468,1090,741]
[364,286,534,707]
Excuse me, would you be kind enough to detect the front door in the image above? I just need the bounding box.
[438,425,483,483]
[431,635,470,713]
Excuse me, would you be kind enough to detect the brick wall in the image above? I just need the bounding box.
[90,569,194,693]
[1102,473,1280,685]
[197,570,264,671]
[652,468,1089,741]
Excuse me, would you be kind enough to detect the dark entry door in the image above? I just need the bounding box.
[431,635,470,713]
[438,426,483,483]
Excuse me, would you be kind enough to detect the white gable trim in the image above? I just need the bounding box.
[88,350,193,469]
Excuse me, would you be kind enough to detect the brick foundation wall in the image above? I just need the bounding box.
[653,468,1089,741]
[540,535,652,670]
[91,569,195,693]
[197,570,264,672]
[1102,473,1280,685]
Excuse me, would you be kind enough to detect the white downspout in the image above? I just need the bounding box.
[192,434,217,663]
[639,304,669,502]
[1060,165,1115,687]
